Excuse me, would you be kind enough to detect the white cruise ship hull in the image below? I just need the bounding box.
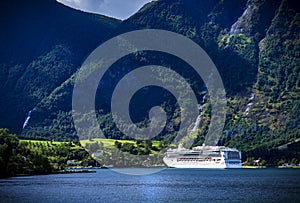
[163,144,242,169]
[163,157,242,169]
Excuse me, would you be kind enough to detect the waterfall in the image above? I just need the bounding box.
[190,91,207,134]
[244,93,255,115]
[205,71,214,88]
[190,105,203,134]
[191,114,202,133]
[248,93,255,101]
[22,107,37,129]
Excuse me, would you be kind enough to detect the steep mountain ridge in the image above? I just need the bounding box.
[0,0,120,132]
[0,0,299,163]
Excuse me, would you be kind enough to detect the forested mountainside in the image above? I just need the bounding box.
[0,0,299,163]
[0,0,120,134]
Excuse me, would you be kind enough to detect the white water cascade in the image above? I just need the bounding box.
[191,113,202,133]
[244,93,255,116]
[190,90,207,134]
[22,106,37,129]
[190,103,204,134]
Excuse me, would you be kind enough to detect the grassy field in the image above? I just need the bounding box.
[20,139,165,151]
[17,139,170,167]
[20,139,63,145]
[79,138,167,167]
[80,138,135,148]
[80,138,163,148]
[18,139,99,170]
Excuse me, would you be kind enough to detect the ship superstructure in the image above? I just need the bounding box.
[163,144,242,168]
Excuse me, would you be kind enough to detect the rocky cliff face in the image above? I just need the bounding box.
[229,0,281,40]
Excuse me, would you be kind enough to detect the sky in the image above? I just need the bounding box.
[57,0,154,20]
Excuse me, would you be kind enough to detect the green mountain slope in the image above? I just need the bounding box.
[0,0,299,163]
[0,0,120,133]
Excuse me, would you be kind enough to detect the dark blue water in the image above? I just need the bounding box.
[0,168,299,203]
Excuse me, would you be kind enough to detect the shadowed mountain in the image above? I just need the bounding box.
[0,0,120,133]
[0,0,299,163]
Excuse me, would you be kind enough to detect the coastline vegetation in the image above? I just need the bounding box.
[1,127,299,179]
[0,128,171,178]
[0,128,97,178]
[81,138,171,167]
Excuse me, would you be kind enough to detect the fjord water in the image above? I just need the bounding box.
[0,169,299,202]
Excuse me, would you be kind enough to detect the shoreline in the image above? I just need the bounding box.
[3,166,300,179]
[243,165,300,169]
[3,169,98,179]
[242,165,267,169]
[53,169,97,174]
[277,165,300,169]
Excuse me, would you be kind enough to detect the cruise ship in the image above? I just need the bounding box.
[163,144,242,169]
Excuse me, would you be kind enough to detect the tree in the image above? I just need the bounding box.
[115,141,122,149]
[0,129,19,177]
